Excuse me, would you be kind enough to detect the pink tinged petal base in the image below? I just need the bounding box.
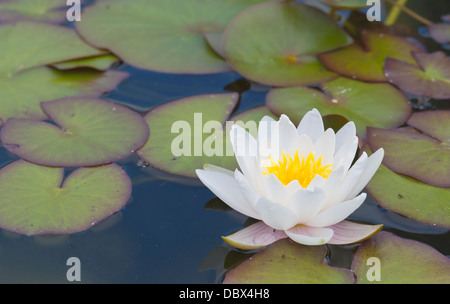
[285,225,334,245]
[222,221,288,250]
[327,220,383,245]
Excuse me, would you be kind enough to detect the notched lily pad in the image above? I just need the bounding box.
[1,97,149,167]
[318,31,425,82]
[367,111,450,187]
[0,160,132,236]
[352,232,450,283]
[223,239,355,284]
[222,1,352,86]
[365,146,450,227]
[384,51,450,99]
[266,77,411,138]
[0,67,129,126]
[76,0,269,74]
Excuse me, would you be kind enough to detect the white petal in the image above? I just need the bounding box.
[257,116,278,162]
[203,164,234,177]
[286,188,326,224]
[314,128,335,165]
[335,121,356,152]
[256,196,299,230]
[345,148,384,200]
[285,225,334,245]
[277,114,300,156]
[196,169,258,219]
[234,170,261,219]
[306,193,367,227]
[333,136,358,173]
[263,173,290,204]
[296,109,324,143]
[296,134,316,160]
[319,166,346,210]
[222,221,287,250]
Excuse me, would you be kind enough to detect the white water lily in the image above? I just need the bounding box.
[196,109,384,248]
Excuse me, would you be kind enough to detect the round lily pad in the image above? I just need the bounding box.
[1,97,149,167]
[352,232,450,283]
[51,54,120,71]
[365,146,450,227]
[318,31,425,82]
[222,1,352,86]
[0,67,129,126]
[384,51,450,99]
[367,116,450,188]
[0,21,104,76]
[223,239,354,284]
[0,160,132,236]
[266,77,411,139]
[76,0,269,74]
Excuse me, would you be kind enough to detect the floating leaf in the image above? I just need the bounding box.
[367,112,450,187]
[318,31,425,82]
[266,77,411,138]
[51,54,120,71]
[384,51,450,99]
[428,23,450,44]
[0,160,131,236]
[352,232,450,283]
[76,0,269,74]
[365,146,450,227]
[0,21,104,75]
[0,0,68,24]
[317,0,370,9]
[223,239,354,284]
[222,1,352,86]
[1,97,149,167]
[0,67,128,126]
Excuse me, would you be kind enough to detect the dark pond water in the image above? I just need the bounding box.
[0,0,448,283]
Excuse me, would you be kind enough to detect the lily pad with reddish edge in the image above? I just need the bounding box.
[428,23,450,44]
[223,238,355,284]
[384,51,450,100]
[0,0,69,24]
[0,67,128,126]
[76,0,270,74]
[222,1,352,87]
[352,232,450,283]
[0,21,104,76]
[367,111,450,188]
[318,31,425,82]
[317,0,370,9]
[0,160,131,236]
[365,146,450,227]
[266,77,411,139]
[1,97,149,167]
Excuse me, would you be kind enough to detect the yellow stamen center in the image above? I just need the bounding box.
[263,151,333,188]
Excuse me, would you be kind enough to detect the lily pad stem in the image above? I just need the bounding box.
[383,0,432,26]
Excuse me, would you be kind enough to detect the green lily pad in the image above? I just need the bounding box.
[318,31,425,82]
[0,160,132,236]
[365,146,450,227]
[0,67,128,126]
[222,1,352,86]
[367,111,450,187]
[317,0,370,9]
[1,97,149,167]
[137,94,277,178]
[0,0,68,24]
[76,0,270,74]
[223,239,354,284]
[384,51,450,99]
[0,21,104,76]
[51,54,120,71]
[352,232,450,283]
[266,77,411,138]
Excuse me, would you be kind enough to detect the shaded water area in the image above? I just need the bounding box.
[0,0,448,283]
